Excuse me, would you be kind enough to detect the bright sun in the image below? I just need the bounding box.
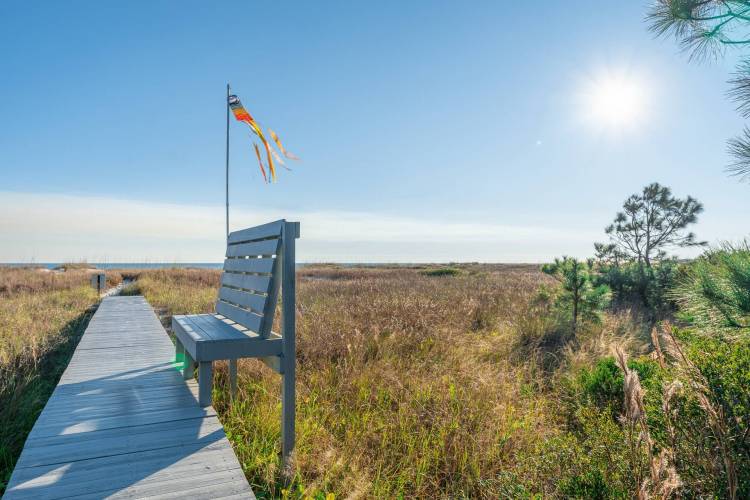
[581,72,647,131]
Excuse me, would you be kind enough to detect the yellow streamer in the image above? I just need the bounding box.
[269,129,300,160]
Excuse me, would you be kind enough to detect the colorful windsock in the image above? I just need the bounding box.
[228,94,298,182]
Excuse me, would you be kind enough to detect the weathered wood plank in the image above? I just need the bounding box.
[218,286,267,313]
[5,443,242,500]
[220,272,272,294]
[189,313,253,341]
[215,301,263,334]
[30,406,217,439]
[227,219,283,244]
[222,257,275,274]
[225,238,279,258]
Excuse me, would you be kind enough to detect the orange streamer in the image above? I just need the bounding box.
[253,143,268,183]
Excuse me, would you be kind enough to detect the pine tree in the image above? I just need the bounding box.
[648,0,750,182]
[597,183,706,269]
[542,257,611,339]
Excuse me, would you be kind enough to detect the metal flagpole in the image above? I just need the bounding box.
[226,83,230,242]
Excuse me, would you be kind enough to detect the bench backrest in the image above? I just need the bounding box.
[217,219,298,337]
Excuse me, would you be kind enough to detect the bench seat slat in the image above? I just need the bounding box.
[172,316,204,345]
[220,273,272,294]
[223,257,275,274]
[227,220,283,244]
[226,239,279,258]
[215,301,263,334]
[188,314,251,341]
[172,314,283,361]
[218,287,266,313]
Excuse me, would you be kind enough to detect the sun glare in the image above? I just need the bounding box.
[581,71,648,131]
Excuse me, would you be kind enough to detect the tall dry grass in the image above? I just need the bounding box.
[2,261,739,497]
[0,268,99,492]
[128,264,650,497]
[0,267,86,295]
[120,268,219,327]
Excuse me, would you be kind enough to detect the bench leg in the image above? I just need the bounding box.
[229,359,238,400]
[175,340,184,366]
[183,349,196,381]
[198,361,213,407]
[281,355,295,463]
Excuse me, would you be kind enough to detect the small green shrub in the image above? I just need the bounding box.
[595,259,679,317]
[52,262,94,271]
[420,267,461,277]
[572,356,662,419]
[680,332,750,496]
[119,282,142,296]
[576,357,624,413]
[519,408,634,498]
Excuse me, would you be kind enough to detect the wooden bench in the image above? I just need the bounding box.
[172,219,299,460]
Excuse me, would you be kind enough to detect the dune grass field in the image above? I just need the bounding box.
[2,260,749,498]
[122,265,562,498]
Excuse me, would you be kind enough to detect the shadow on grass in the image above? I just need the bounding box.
[0,305,97,494]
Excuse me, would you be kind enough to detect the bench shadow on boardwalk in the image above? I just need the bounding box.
[4,296,254,499]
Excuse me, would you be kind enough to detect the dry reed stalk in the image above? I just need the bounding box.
[660,322,737,500]
[616,346,681,499]
[645,449,682,500]
[651,327,666,370]
[661,380,682,457]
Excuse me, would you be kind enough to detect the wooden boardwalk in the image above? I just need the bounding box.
[4,296,254,499]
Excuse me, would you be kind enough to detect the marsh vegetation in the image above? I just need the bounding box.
[120,254,748,499]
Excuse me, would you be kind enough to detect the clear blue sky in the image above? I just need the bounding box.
[1,1,748,262]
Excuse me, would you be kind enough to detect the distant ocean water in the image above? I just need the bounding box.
[2,263,225,270]
[0,262,322,270]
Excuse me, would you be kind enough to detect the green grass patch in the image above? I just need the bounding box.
[420,267,461,277]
